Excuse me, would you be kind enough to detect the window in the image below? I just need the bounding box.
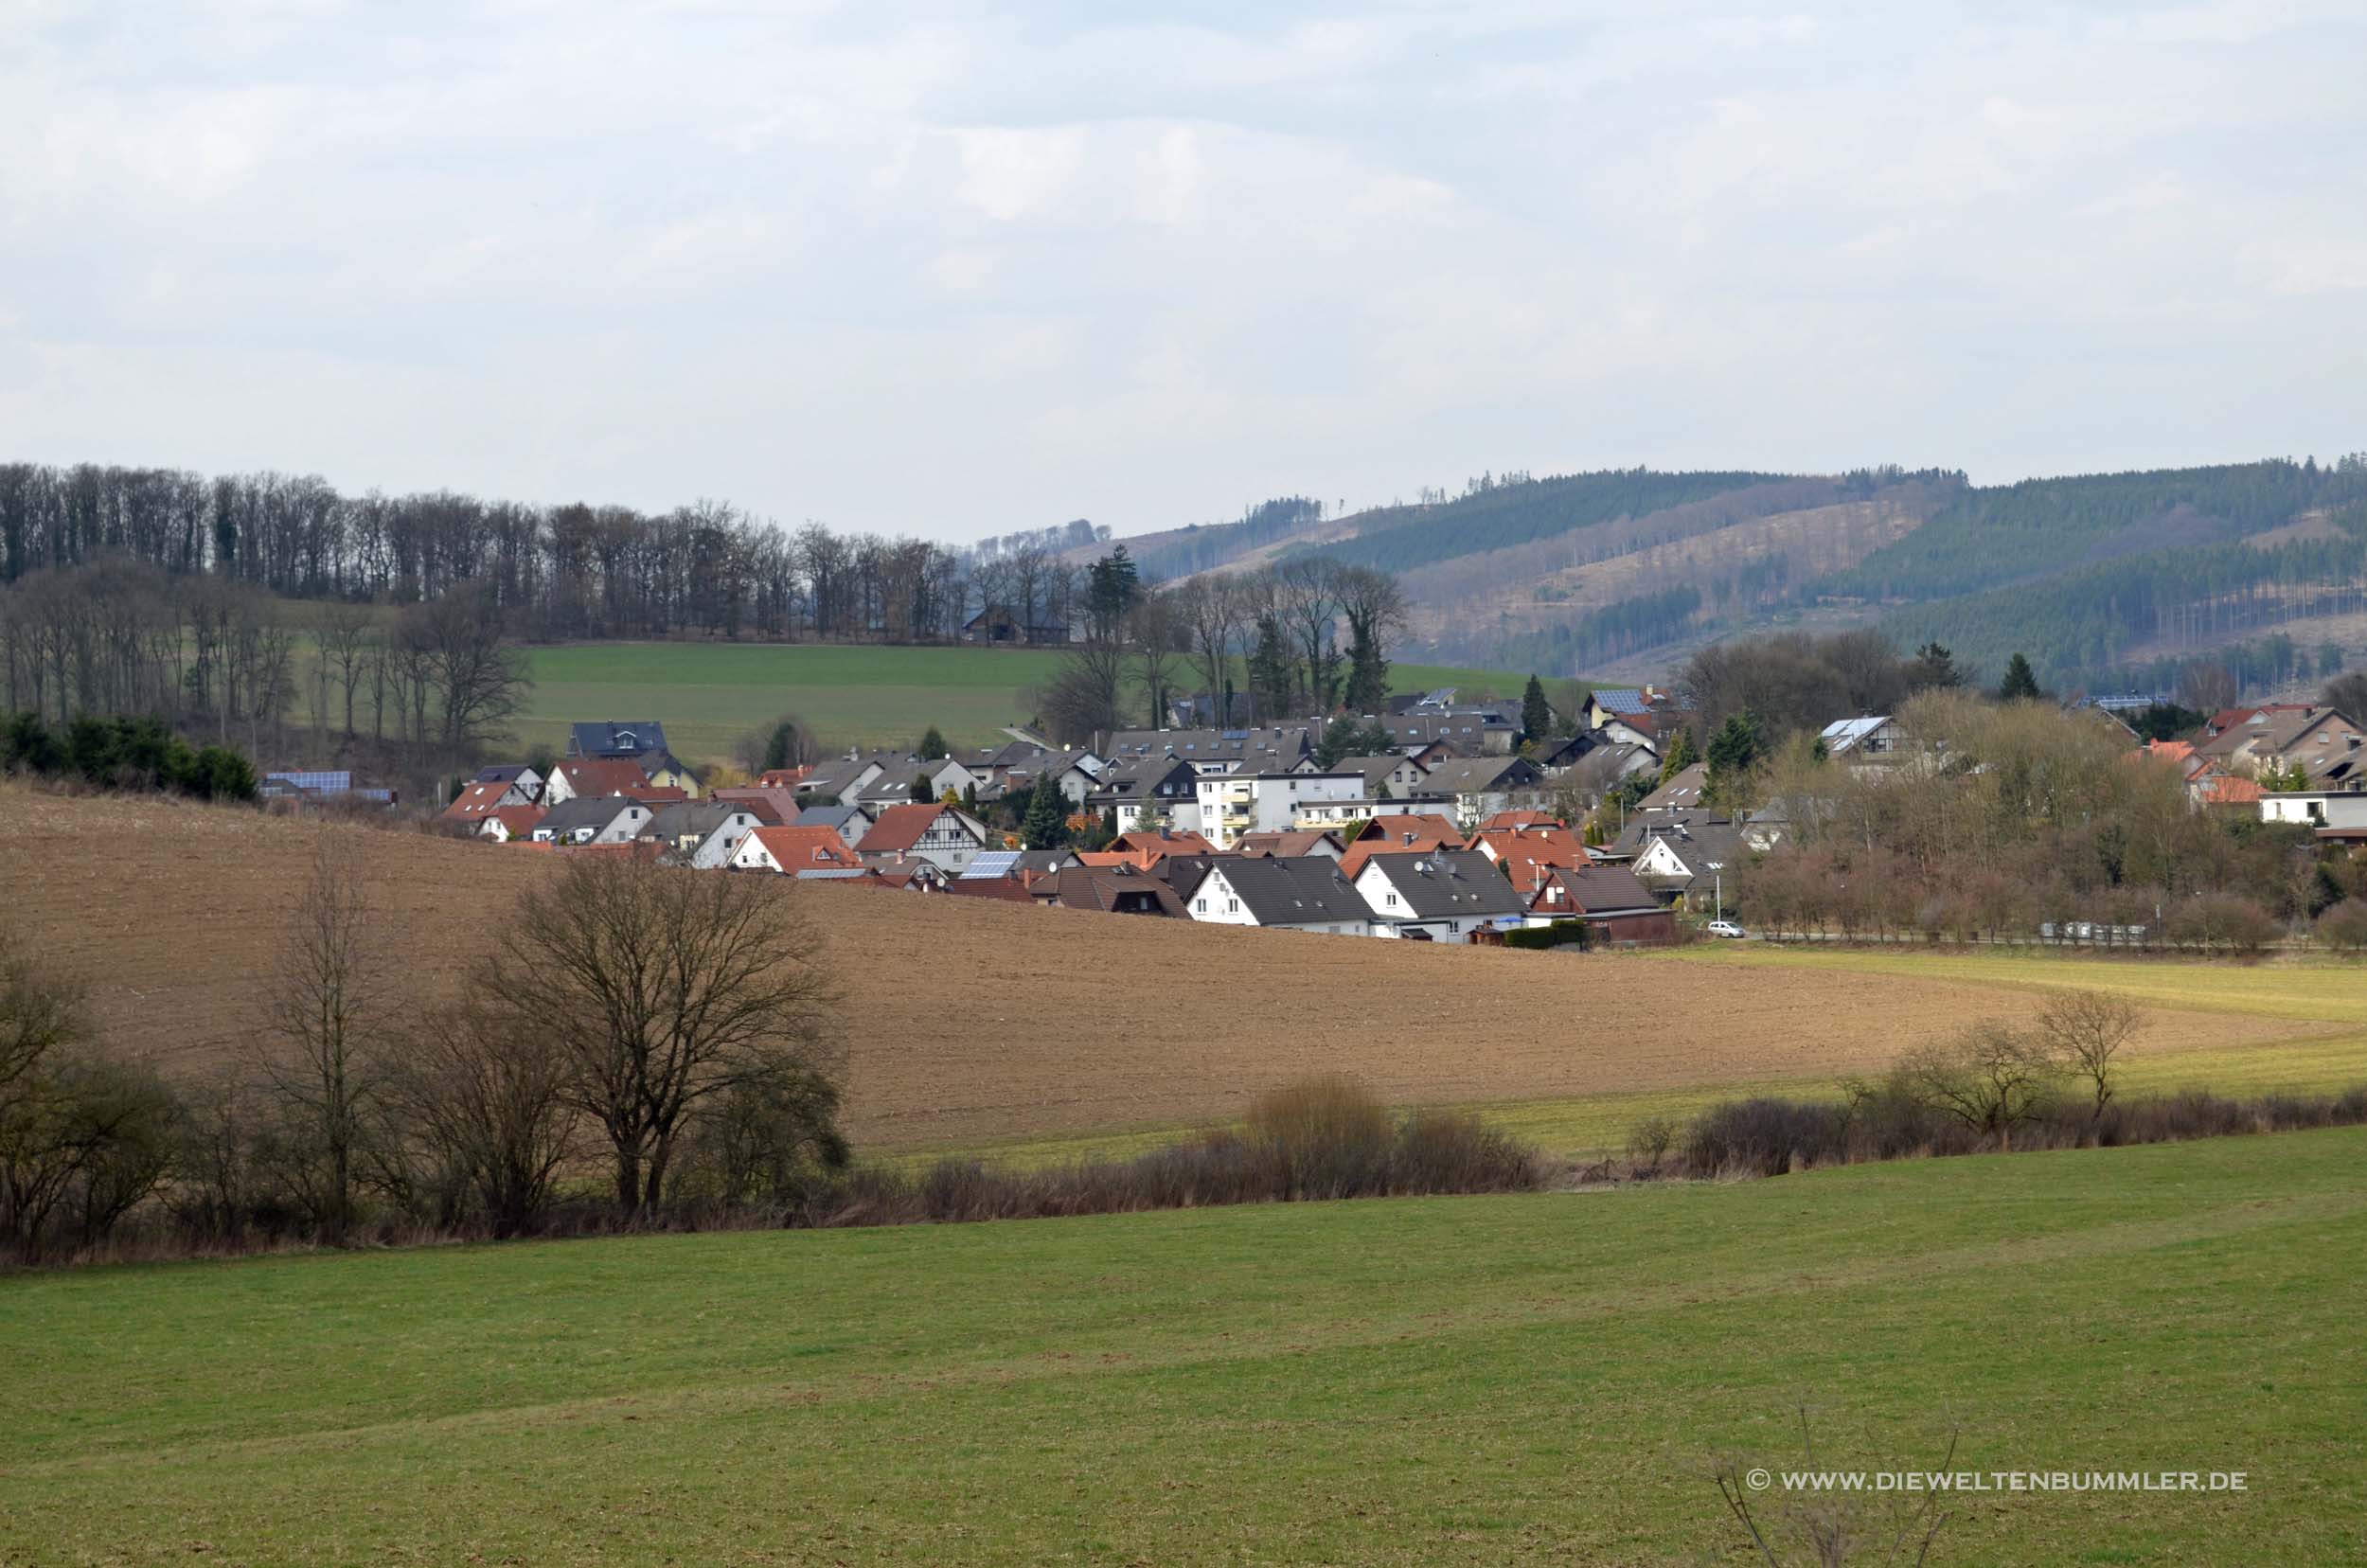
[1228,899,1239,913]
[1386,893,1397,906]
[1196,898,1206,912]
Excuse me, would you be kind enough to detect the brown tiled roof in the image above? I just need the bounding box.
[554,757,650,797]
[858,803,957,854]
[440,779,517,821]
[483,805,544,839]
[744,826,862,869]
[708,787,799,825]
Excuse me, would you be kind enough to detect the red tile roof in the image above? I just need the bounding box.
[440,780,517,821]
[859,803,968,854]
[742,826,862,870]
[554,757,650,798]
[2197,774,2265,806]
[482,805,545,840]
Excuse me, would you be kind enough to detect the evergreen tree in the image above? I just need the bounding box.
[1703,708,1765,806]
[1248,614,1294,721]
[1313,721,1361,771]
[1520,674,1553,743]
[1657,725,1700,783]
[1908,642,1964,690]
[961,780,980,816]
[917,725,949,761]
[1998,652,2042,702]
[1344,623,1391,714]
[1021,774,1067,849]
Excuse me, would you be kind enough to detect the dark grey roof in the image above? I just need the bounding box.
[569,722,667,757]
[1360,849,1527,920]
[1179,855,1368,926]
[792,802,864,833]
[1373,710,1515,748]
[1535,864,1663,916]
[1416,756,1541,795]
[1087,755,1199,800]
[639,801,751,843]
[473,763,535,783]
[1053,864,1189,916]
[1529,732,1597,768]
[1627,817,1751,884]
[1101,725,1314,766]
[1338,755,1416,791]
[1637,762,1707,811]
[536,795,642,835]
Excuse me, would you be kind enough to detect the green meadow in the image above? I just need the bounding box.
[516,642,1549,759]
[4,1130,2359,1564]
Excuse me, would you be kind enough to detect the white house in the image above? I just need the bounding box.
[529,796,651,846]
[1352,849,1528,941]
[1194,772,1365,850]
[1819,715,1912,759]
[731,826,864,874]
[1176,857,1372,935]
[2259,792,2367,830]
[688,811,766,869]
[856,803,991,872]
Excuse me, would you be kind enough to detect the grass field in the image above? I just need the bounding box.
[4,1129,2360,1564]
[517,642,1546,758]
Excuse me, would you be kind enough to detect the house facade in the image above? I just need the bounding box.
[857,803,990,872]
[1177,857,1372,935]
[1193,771,1365,849]
[1352,849,1526,941]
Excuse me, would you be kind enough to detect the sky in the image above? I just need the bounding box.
[2,1,2362,544]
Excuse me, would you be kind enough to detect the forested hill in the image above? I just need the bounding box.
[1136,455,2367,696]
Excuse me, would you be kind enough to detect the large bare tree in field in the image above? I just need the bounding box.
[495,858,840,1216]
[2033,989,2140,1120]
[258,838,386,1239]
[393,999,580,1237]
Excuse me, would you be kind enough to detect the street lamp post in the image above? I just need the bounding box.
[1707,860,1724,923]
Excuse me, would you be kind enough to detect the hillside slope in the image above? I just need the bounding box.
[1130,456,2367,690]
[7,791,2350,1153]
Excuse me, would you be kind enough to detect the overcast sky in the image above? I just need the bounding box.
[3,2,2361,543]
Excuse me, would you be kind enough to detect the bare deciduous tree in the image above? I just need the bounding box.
[2032,989,2139,1120]
[397,586,532,752]
[391,1000,580,1237]
[1712,1405,1956,1567]
[1893,1022,2062,1152]
[1173,575,1248,724]
[257,838,385,1238]
[494,857,841,1215]
[313,599,375,739]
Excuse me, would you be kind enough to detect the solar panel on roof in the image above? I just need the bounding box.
[961,850,1022,880]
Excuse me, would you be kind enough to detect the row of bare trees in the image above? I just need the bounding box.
[1035,552,1409,741]
[0,460,1061,645]
[0,847,843,1263]
[0,559,530,760]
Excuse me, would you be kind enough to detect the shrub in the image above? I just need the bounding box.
[2164,892,2282,953]
[2316,899,2367,953]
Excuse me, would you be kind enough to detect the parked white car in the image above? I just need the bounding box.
[1704,919,1747,939]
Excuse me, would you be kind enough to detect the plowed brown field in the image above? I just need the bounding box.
[6,788,2348,1151]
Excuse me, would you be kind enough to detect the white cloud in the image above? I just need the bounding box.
[0,0,2360,536]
